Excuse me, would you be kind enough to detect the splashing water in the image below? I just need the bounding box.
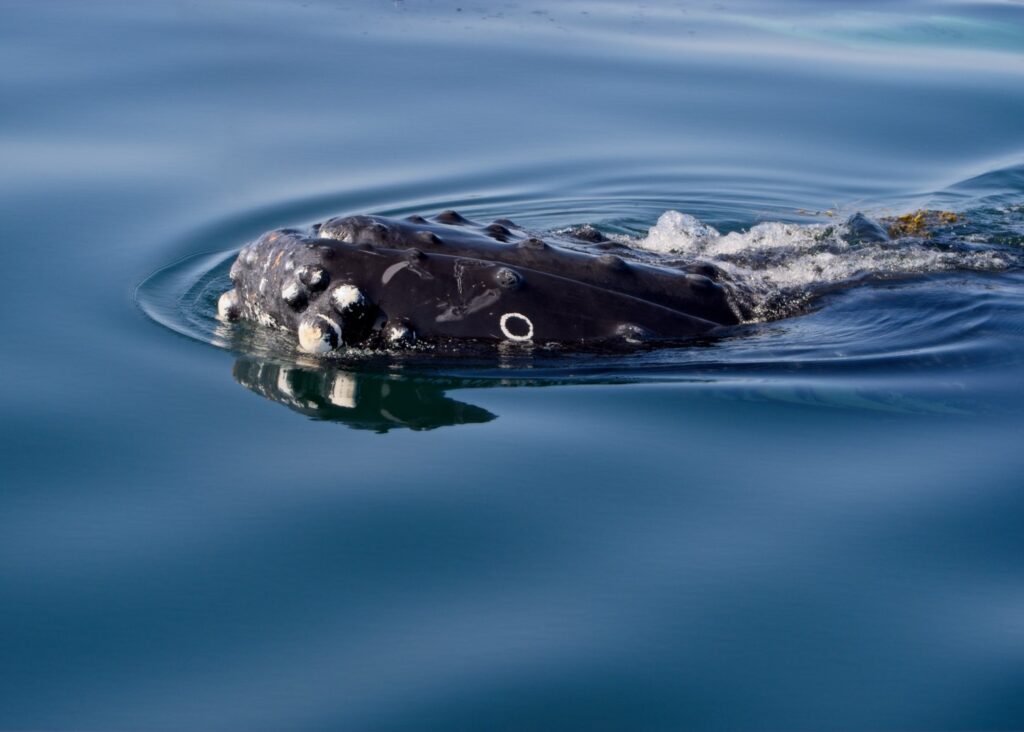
[623,207,1020,321]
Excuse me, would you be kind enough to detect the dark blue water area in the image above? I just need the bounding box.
[4,1,1024,729]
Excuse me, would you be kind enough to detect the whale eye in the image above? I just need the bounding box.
[494,267,522,290]
[499,312,533,341]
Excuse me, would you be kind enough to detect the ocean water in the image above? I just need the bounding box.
[3,1,1024,729]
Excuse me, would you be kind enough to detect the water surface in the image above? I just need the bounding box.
[3,1,1024,729]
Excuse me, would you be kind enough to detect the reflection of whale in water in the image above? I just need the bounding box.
[216,210,742,354]
[232,359,496,432]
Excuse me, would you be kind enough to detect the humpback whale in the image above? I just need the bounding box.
[218,211,741,353]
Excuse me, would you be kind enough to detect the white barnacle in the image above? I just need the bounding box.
[282,280,303,303]
[301,266,328,290]
[330,284,365,313]
[297,314,341,354]
[217,289,241,321]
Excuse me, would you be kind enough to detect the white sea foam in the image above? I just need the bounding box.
[631,210,1012,321]
[636,211,721,254]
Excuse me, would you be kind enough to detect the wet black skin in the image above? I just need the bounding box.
[221,210,743,351]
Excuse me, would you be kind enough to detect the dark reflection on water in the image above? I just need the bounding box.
[233,359,496,431]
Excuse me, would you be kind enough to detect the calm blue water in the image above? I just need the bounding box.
[4,1,1024,729]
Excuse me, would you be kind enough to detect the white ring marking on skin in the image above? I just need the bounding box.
[499,312,534,341]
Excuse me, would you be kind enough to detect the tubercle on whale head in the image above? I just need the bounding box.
[217,289,240,321]
[220,210,742,354]
[297,314,341,354]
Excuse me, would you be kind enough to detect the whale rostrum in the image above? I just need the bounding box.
[218,211,743,353]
